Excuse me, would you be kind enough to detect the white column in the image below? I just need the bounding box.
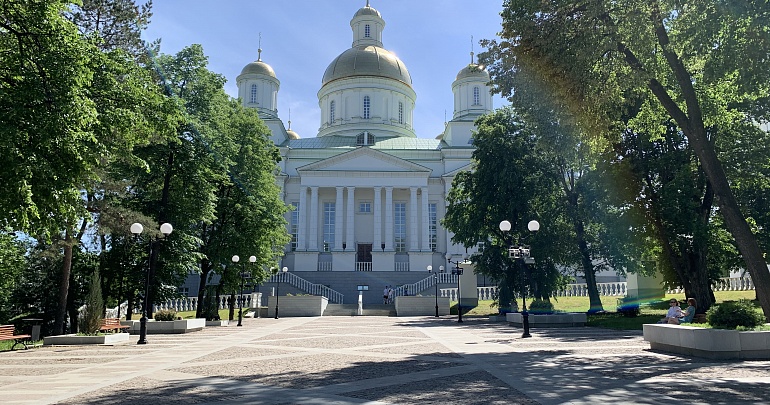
[409,186,418,252]
[309,186,319,251]
[346,186,355,251]
[385,186,393,251]
[421,186,430,251]
[373,187,382,251]
[298,186,307,251]
[335,186,344,251]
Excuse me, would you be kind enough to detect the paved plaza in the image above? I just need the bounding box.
[1,316,769,404]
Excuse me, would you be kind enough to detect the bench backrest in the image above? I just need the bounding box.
[0,325,17,337]
[101,318,122,326]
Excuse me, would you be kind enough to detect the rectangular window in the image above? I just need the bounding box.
[429,203,437,252]
[323,202,335,251]
[290,201,300,251]
[359,201,371,213]
[363,96,370,119]
[394,202,406,252]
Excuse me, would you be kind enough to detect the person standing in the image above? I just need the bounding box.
[383,286,389,304]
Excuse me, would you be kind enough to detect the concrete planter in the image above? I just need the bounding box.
[643,324,770,360]
[43,333,130,346]
[395,296,450,316]
[121,318,206,334]
[267,295,328,317]
[206,320,230,327]
[506,312,587,327]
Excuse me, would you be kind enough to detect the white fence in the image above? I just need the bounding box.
[438,277,754,302]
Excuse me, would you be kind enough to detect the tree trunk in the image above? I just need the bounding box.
[644,8,770,321]
[682,247,715,314]
[228,293,235,321]
[574,219,603,312]
[195,258,212,319]
[54,232,74,335]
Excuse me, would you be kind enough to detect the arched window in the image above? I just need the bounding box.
[398,102,403,124]
[356,131,375,146]
[473,86,480,105]
[365,24,371,38]
[363,96,370,119]
[250,84,258,104]
[329,100,336,124]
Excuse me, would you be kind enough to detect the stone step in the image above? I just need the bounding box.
[323,304,396,317]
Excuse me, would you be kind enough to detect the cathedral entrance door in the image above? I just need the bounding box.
[356,244,373,271]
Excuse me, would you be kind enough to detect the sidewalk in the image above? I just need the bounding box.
[1,316,768,404]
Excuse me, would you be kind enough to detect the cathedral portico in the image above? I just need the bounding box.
[234,2,491,299]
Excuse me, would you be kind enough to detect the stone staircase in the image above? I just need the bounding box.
[323,304,396,316]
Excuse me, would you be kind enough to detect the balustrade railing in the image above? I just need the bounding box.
[317,262,333,271]
[356,262,372,271]
[394,262,410,272]
[124,293,260,315]
[267,271,344,303]
[668,276,754,294]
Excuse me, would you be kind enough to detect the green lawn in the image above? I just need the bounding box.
[459,290,761,330]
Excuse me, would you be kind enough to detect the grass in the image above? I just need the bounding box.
[457,290,762,330]
[174,309,244,320]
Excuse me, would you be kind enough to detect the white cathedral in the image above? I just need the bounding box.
[234,2,491,304]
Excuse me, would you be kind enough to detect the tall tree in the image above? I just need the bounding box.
[443,107,568,308]
[481,1,770,320]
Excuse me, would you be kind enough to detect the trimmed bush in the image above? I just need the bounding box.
[529,299,554,314]
[706,300,763,330]
[616,297,640,317]
[154,309,177,321]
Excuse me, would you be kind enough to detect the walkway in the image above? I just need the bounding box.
[1,317,769,404]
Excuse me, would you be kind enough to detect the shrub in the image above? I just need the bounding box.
[79,270,104,335]
[616,297,639,317]
[154,309,177,321]
[528,299,554,314]
[706,300,763,330]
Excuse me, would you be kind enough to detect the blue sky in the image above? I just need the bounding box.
[141,1,508,139]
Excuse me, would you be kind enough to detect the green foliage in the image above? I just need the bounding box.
[79,270,104,335]
[443,107,567,300]
[0,231,26,324]
[528,299,554,314]
[706,300,764,330]
[153,309,177,321]
[481,0,770,321]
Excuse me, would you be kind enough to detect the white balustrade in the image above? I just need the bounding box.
[394,262,410,272]
[317,262,333,271]
[356,262,372,271]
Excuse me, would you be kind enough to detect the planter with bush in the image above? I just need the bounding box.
[643,300,769,359]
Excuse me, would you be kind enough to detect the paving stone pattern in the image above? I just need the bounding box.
[0,316,768,404]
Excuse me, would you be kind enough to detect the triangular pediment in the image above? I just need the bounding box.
[297,147,431,173]
[443,163,473,177]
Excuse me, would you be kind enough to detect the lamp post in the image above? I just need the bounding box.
[248,255,256,318]
[232,255,254,327]
[427,265,445,318]
[445,253,467,323]
[499,219,540,338]
[130,222,173,345]
[274,266,288,319]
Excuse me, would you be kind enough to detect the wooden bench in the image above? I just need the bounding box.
[99,318,130,334]
[0,325,31,350]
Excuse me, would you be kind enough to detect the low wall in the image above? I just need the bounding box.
[643,324,770,360]
[44,333,130,346]
[506,313,587,327]
[395,296,450,316]
[122,318,206,334]
[267,296,328,317]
